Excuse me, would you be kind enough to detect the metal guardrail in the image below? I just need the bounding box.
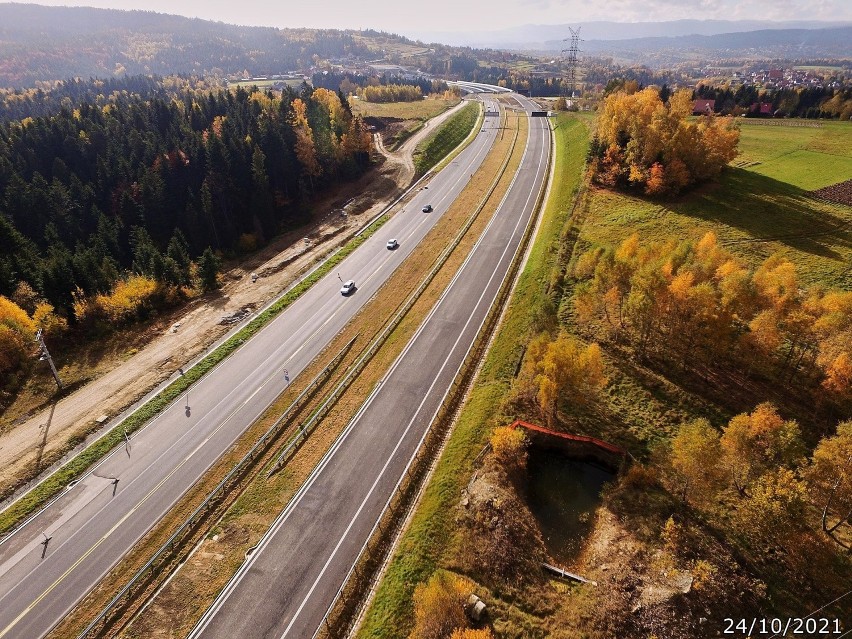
[77,336,358,639]
[75,97,498,639]
[78,94,498,639]
[268,108,518,479]
[312,104,547,639]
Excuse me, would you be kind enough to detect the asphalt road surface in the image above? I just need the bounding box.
[189,88,551,639]
[0,94,501,639]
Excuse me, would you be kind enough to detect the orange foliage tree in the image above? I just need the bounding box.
[720,403,803,496]
[291,98,321,187]
[0,296,37,382]
[590,87,739,196]
[807,420,852,544]
[573,232,852,400]
[410,571,474,639]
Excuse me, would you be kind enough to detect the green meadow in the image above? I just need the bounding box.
[579,120,852,290]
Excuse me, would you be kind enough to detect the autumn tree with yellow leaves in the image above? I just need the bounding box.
[720,403,804,496]
[291,98,322,189]
[410,571,474,639]
[516,333,607,424]
[573,232,852,405]
[0,296,36,385]
[589,87,739,196]
[670,418,723,503]
[806,420,852,546]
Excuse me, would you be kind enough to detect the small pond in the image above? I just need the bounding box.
[526,447,614,562]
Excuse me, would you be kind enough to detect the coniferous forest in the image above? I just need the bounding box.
[0,82,373,317]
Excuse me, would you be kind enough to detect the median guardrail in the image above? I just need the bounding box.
[312,107,552,639]
[77,336,357,638]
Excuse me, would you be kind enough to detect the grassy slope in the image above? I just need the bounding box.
[579,121,852,291]
[357,114,589,639]
[413,102,479,176]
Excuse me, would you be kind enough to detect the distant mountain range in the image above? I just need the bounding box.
[0,4,849,88]
[0,3,342,86]
[576,26,852,52]
[405,20,852,49]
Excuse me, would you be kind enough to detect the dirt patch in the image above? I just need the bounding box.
[811,178,852,206]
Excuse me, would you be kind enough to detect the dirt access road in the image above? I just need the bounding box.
[0,99,469,505]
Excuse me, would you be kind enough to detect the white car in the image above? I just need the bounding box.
[422,204,433,213]
[340,280,356,296]
[386,238,399,250]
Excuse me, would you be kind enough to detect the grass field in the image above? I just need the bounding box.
[736,119,852,189]
[357,114,589,639]
[413,102,479,175]
[578,120,852,291]
[349,97,460,121]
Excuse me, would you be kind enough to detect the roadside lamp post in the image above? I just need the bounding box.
[179,367,190,415]
[40,532,52,559]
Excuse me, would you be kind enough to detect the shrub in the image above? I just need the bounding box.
[92,275,159,323]
[410,571,474,639]
[490,425,528,471]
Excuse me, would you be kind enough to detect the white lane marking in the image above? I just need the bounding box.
[280,109,549,637]
[279,118,545,638]
[191,97,502,638]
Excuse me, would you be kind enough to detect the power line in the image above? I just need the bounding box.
[766,586,852,639]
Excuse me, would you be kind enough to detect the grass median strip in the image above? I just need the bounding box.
[46,105,524,636]
[355,113,589,639]
[74,107,528,639]
[0,214,394,539]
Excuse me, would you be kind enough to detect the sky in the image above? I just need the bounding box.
[10,0,852,33]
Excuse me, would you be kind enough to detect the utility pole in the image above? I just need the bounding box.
[35,329,63,390]
[561,26,583,98]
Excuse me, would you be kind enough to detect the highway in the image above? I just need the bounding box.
[189,88,551,639]
[0,94,501,639]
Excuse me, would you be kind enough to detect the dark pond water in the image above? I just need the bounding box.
[526,447,614,562]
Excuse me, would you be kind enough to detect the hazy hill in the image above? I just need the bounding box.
[573,26,852,64]
[405,19,852,49]
[0,3,377,86]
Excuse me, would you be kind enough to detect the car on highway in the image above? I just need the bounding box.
[340,279,356,296]
[386,238,399,250]
[422,204,433,212]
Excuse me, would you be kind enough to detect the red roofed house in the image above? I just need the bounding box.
[750,102,774,116]
[693,98,715,115]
